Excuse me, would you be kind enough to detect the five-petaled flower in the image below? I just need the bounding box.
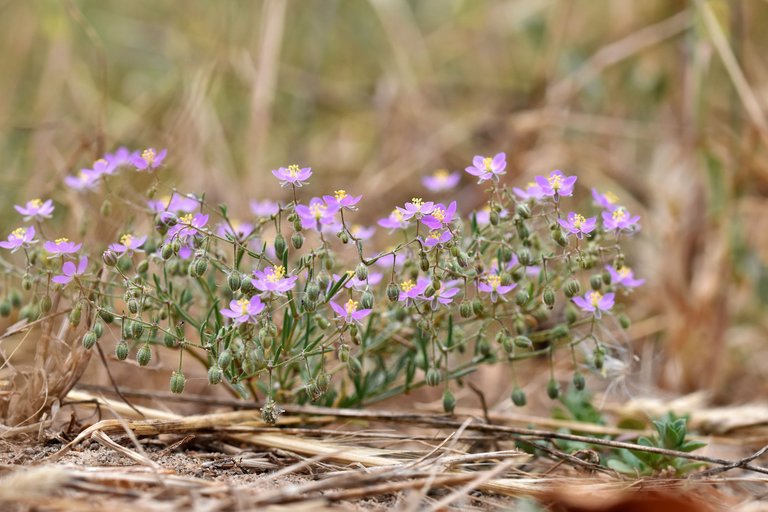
[512,182,545,201]
[558,212,597,239]
[465,153,507,184]
[88,158,117,177]
[105,147,139,169]
[250,199,280,218]
[330,299,372,324]
[220,296,265,324]
[44,237,82,256]
[109,234,147,255]
[572,291,615,318]
[295,197,338,231]
[132,148,167,171]
[591,188,621,211]
[428,279,461,310]
[397,198,435,221]
[477,274,516,303]
[421,229,452,249]
[535,170,577,199]
[252,265,298,295]
[422,201,457,230]
[14,199,54,221]
[349,224,376,240]
[272,164,312,187]
[52,256,88,285]
[0,226,37,252]
[64,170,100,191]
[606,265,645,288]
[377,209,409,231]
[602,207,640,232]
[422,169,460,192]
[398,278,427,305]
[217,221,254,241]
[324,190,362,211]
[167,213,209,239]
[148,194,199,215]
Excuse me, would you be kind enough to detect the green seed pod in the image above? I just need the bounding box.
[228,272,242,292]
[100,199,112,217]
[618,314,631,330]
[442,389,456,414]
[163,332,178,348]
[498,272,511,287]
[306,281,321,301]
[573,372,586,391]
[424,285,435,298]
[93,321,104,338]
[102,250,118,267]
[542,287,556,307]
[515,289,530,306]
[593,346,605,370]
[477,337,492,357]
[303,298,317,313]
[82,331,98,349]
[355,262,368,281]
[499,331,514,353]
[517,248,534,267]
[195,257,209,277]
[161,244,174,260]
[547,378,560,400]
[532,305,551,323]
[22,274,33,291]
[602,270,612,285]
[291,231,304,249]
[565,304,578,324]
[457,251,469,268]
[171,239,181,254]
[293,219,302,232]
[511,387,527,407]
[315,315,330,330]
[471,298,484,317]
[387,282,400,303]
[1,300,12,317]
[361,290,374,310]
[590,274,603,291]
[316,372,331,393]
[563,278,581,298]
[128,298,139,315]
[115,341,129,361]
[553,228,568,247]
[99,308,115,323]
[69,303,82,327]
[516,221,530,239]
[425,367,442,387]
[240,278,256,294]
[217,350,232,368]
[317,270,331,290]
[136,260,149,275]
[490,210,500,226]
[431,276,441,290]
[338,344,350,362]
[514,335,533,349]
[136,344,152,366]
[347,357,363,377]
[420,253,430,272]
[552,323,569,339]
[450,245,460,257]
[339,231,349,244]
[514,317,527,335]
[274,233,287,257]
[40,295,52,314]
[130,320,144,339]
[515,203,531,219]
[459,300,473,318]
[170,371,186,394]
[260,398,283,425]
[208,365,223,385]
[10,289,22,309]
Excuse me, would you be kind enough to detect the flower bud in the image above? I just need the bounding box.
[456,251,469,268]
[161,244,174,260]
[315,315,330,330]
[291,231,304,249]
[425,367,442,387]
[477,337,492,357]
[347,357,363,377]
[69,303,82,326]
[471,298,484,317]
[515,289,530,306]
[208,365,223,385]
[618,314,631,330]
[82,331,98,349]
[355,262,368,281]
[515,203,531,219]
[170,370,186,394]
[442,389,456,414]
[303,298,317,313]
[490,210,500,226]
[102,250,118,267]
[316,372,331,394]
[172,239,181,254]
[459,300,472,318]
[361,290,374,310]
[514,335,533,349]
[99,308,115,323]
[163,332,178,348]
[22,274,33,291]
[511,387,527,407]
[339,231,350,244]
[547,378,560,400]
[115,340,129,361]
[306,281,321,302]
[500,272,513,287]
[514,318,527,335]
[387,282,400,303]
[420,253,430,272]
[137,344,152,366]
[563,278,581,298]
[517,248,534,267]
[317,270,331,290]
[602,270,611,285]
[542,287,555,307]
[40,295,52,314]
[553,228,568,247]
[228,272,242,292]
[274,233,287,258]
[424,285,435,298]
[261,398,283,424]
[590,274,603,291]
[338,344,350,362]
[217,350,232,368]
[450,245,460,257]
[573,372,586,391]
[128,298,140,315]
[516,221,530,239]
[552,323,569,339]
[240,278,256,294]
[293,220,302,232]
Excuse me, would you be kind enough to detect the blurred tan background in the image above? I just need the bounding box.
[2,0,768,403]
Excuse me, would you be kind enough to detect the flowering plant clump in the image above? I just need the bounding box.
[0,147,642,423]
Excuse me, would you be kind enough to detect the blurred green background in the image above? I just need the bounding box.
[2,0,768,399]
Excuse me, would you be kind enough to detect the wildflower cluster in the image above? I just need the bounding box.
[0,146,642,422]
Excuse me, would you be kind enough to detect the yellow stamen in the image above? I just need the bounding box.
[486,274,502,290]
[141,149,156,164]
[618,267,630,278]
[400,279,415,292]
[237,298,250,315]
[288,164,301,177]
[120,234,133,247]
[344,299,358,315]
[55,237,69,244]
[30,199,43,208]
[483,157,493,170]
[411,198,423,210]
[266,265,286,282]
[11,227,26,239]
[95,158,108,167]
[427,231,441,241]
[431,207,445,222]
[572,214,586,229]
[612,208,627,222]
[334,190,347,201]
[179,214,193,225]
[548,174,563,190]
[392,209,403,221]
[434,169,449,180]
[310,203,326,219]
[589,292,603,307]
[604,191,619,204]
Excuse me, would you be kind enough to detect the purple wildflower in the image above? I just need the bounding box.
[250,199,280,218]
[475,207,509,226]
[397,198,435,221]
[295,197,338,231]
[272,164,312,187]
[167,213,209,239]
[64,170,100,191]
[591,188,621,211]
[330,299,372,324]
[512,182,545,201]
[252,265,298,296]
[52,256,88,285]
[535,170,577,199]
[0,226,37,252]
[349,224,376,240]
[88,158,117,177]
[422,169,460,192]
[220,296,265,324]
[148,194,199,215]
[44,238,82,256]
[398,278,428,306]
[572,291,615,318]
[428,280,461,310]
[105,147,139,169]
[374,251,405,269]
[421,229,452,249]
[377,209,409,231]
[109,234,147,255]
[323,190,362,211]
[422,201,457,230]
[14,199,54,221]
[477,274,516,303]
[602,207,640,232]
[217,221,254,241]
[464,153,507,184]
[132,148,167,171]
[558,212,597,239]
[606,265,645,288]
